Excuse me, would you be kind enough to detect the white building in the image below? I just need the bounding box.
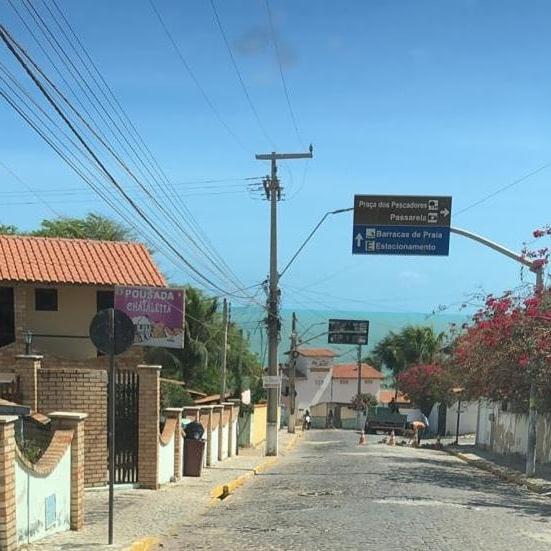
[282,347,384,413]
[330,363,385,404]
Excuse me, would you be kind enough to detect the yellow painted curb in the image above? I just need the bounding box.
[125,536,160,551]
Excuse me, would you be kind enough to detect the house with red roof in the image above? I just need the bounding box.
[330,362,385,404]
[0,234,165,362]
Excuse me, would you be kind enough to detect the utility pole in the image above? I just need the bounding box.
[256,148,313,456]
[220,298,229,404]
[288,312,298,434]
[526,266,544,476]
[356,343,362,431]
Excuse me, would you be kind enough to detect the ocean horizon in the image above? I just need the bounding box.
[232,307,468,363]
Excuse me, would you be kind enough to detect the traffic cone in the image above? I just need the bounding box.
[359,430,366,445]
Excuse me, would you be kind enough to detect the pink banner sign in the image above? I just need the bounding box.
[114,286,185,349]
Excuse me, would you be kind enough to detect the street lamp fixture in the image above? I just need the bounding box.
[24,330,33,355]
[452,387,465,446]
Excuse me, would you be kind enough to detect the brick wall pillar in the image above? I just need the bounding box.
[49,412,88,530]
[164,408,183,482]
[0,415,18,551]
[137,365,161,490]
[13,286,27,355]
[15,355,42,412]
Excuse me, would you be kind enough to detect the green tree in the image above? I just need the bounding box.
[0,213,134,241]
[351,393,378,411]
[33,213,134,241]
[371,325,446,384]
[0,224,17,235]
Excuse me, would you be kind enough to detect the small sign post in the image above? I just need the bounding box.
[327,318,370,430]
[352,194,452,256]
[328,319,370,345]
[262,375,282,389]
[89,308,135,545]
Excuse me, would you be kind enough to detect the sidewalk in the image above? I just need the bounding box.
[24,430,301,551]
[445,442,551,496]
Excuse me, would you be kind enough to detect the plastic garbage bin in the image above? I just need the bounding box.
[184,421,205,440]
[184,438,205,477]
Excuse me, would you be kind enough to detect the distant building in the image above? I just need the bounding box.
[281,347,384,412]
[331,363,385,404]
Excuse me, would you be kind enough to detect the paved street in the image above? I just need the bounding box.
[164,430,551,550]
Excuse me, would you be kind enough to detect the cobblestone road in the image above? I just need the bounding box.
[163,430,551,550]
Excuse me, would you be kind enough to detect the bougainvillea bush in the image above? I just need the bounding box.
[396,363,453,416]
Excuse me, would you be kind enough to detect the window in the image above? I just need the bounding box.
[35,288,58,311]
[339,379,349,385]
[97,290,114,311]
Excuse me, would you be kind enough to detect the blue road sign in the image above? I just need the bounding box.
[352,195,452,256]
[352,224,450,256]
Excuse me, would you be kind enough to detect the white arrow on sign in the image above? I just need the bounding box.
[440,208,450,217]
[355,233,363,247]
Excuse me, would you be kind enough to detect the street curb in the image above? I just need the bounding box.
[445,447,551,495]
[209,431,302,501]
[124,536,160,551]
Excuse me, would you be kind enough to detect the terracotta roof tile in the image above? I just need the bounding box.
[297,347,337,358]
[332,363,384,380]
[378,390,410,404]
[0,235,165,287]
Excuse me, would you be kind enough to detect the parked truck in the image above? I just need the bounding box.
[364,406,407,435]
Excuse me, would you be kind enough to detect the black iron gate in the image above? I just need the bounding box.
[114,370,139,483]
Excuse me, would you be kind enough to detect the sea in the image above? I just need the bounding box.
[232,307,469,363]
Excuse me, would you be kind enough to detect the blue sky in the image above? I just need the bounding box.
[1,0,550,316]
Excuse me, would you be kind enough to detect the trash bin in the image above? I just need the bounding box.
[184,421,205,440]
[183,438,205,477]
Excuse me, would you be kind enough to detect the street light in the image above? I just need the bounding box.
[24,330,33,355]
[452,387,465,446]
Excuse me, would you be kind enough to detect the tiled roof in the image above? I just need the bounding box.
[332,363,384,380]
[0,235,166,287]
[378,390,410,404]
[297,347,337,358]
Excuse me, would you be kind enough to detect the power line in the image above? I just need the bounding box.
[263,0,304,148]
[455,161,551,217]
[147,0,249,153]
[208,0,276,149]
[0,25,249,298]
[33,0,254,297]
[3,8,256,301]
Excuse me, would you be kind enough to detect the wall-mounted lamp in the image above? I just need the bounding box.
[24,330,33,355]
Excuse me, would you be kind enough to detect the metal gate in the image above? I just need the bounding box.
[0,376,20,403]
[114,370,139,483]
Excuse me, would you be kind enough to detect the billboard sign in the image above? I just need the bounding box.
[328,318,369,345]
[114,286,185,349]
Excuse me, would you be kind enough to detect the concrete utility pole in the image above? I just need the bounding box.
[526,266,544,476]
[220,298,229,404]
[288,312,298,434]
[356,343,362,430]
[256,148,313,456]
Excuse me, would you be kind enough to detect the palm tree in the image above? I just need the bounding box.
[371,325,446,386]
